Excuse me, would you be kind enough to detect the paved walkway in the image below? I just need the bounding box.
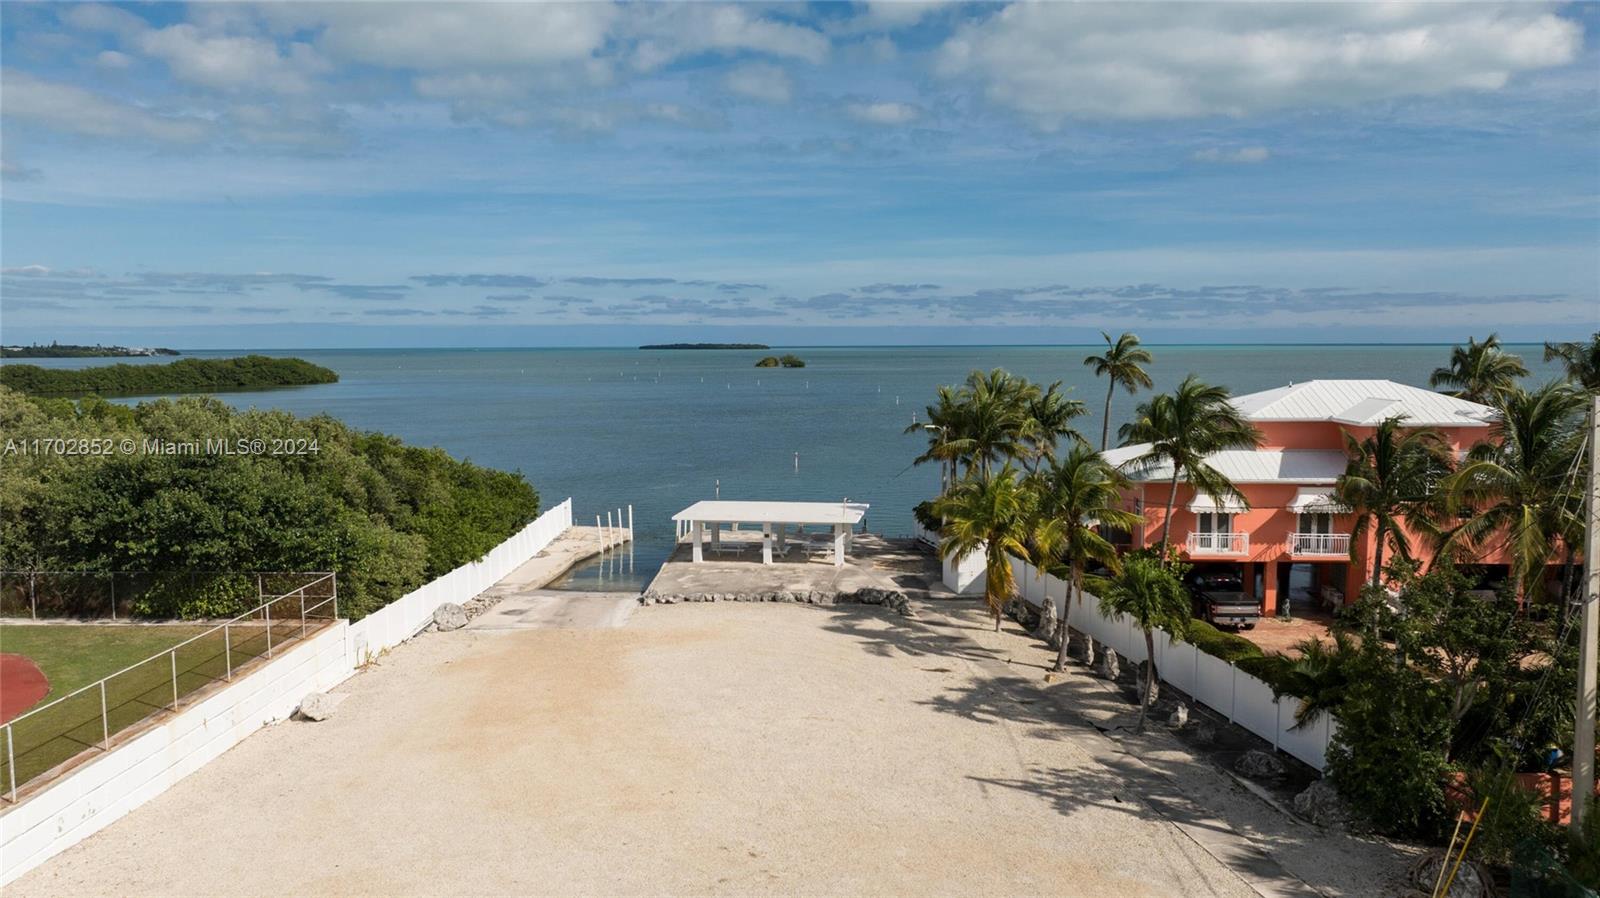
[468,590,637,630]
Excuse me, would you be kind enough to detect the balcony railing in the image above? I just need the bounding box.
[1186,532,1249,555]
[1287,532,1351,556]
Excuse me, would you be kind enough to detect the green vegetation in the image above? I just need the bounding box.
[639,342,769,350]
[0,618,305,792]
[1089,555,1191,731]
[1429,332,1530,404]
[1,342,179,359]
[0,387,540,620]
[1119,374,1263,548]
[1083,331,1153,452]
[0,355,338,397]
[755,354,805,368]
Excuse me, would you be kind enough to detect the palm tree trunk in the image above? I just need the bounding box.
[1369,523,1385,588]
[1100,383,1114,452]
[1137,627,1156,732]
[1160,470,1181,550]
[1053,562,1078,672]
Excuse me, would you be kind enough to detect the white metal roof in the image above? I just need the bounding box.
[672,500,869,525]
[1229,380,1496,427]
[1109,444,1348,484]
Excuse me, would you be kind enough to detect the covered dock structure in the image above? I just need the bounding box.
[672,500,868,568]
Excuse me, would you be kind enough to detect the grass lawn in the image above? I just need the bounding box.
[0,619,316,794]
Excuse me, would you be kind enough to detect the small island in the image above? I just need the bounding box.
[755,354,806,368]
[1,342,180,359]
[0,355,339,396]
[639,343,770,350]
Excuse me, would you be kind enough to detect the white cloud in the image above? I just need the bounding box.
[137,24,327,95]
[267,3,617,71]
[939,4,1583,126]
[724,63,793,104]
[95,50,133,70]
[1193,146,1271,164]
[626,4,829,71]
[58,3,147,41]
[846,101,921,125]
[0,70,211,143]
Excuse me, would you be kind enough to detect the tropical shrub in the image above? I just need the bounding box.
[0,387,538,620]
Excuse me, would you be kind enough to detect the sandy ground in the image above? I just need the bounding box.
[10,597,1410,897]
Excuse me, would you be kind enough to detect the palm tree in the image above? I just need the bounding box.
[1089,555,1190,732]
[1119,375,1263,549]
[907,385,966,494]
[1032,445,1142,673]
[1333,417,1452,589]
[1543,332,1600,392]
[1084,332,1154,452]
[945,369,1036,478]
[932,466,1041,631]
[1442,382,1585,604]
[1430,334,1529,404]
[1022,381,1087,472]
[1274,633,1355,729]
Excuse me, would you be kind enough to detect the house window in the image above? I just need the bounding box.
[1197,512,1233,535]
[1298,512,1332,535]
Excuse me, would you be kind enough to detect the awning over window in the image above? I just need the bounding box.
[1289,487,1349,513]
[1187,495,1247,514]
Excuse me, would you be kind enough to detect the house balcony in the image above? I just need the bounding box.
[1286,532,1351,556]
[1186,532,1249,555]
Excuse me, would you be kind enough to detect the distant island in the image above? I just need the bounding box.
[1,342,180,359]
[639,343,770,350]
[756,354,806,368]
[0,355,339,396]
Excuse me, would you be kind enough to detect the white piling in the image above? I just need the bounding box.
[607,511,615,547]
[628,505,634,541]
[794,451,799,472]
[596,515,604,553]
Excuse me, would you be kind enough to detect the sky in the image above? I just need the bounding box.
[1,1,1597,348]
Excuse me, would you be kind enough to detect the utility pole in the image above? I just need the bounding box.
[1575,393,1599,837]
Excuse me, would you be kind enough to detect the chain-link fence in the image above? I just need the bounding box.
[0,570,336,619]
[0,572,336,802]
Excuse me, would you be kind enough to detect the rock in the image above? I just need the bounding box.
[1293,779,1351,828]
[1078,634,1097,668]
[297,691,343,721]
[432,603,468,631]
[1097,650,1120,681]
[1235,749,1286,780]
[1188,722,1216,745]
[1137,661,1161,705]
[1034,598,1059,647]
[1168,703,1189,728]
[1407,851,1493,898]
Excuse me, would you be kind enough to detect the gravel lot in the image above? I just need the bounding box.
[10,598,1406,897]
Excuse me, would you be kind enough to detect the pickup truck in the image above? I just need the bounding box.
[1185,570,1261,629]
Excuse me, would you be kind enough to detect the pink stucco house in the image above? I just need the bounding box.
[1102,380,1508,616]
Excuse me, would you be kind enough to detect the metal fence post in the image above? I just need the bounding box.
[100,680,110,750]
[169,650,179,711]
[300,588,307,638]
[265,600,273,658]
[6,725,14,802]
[224,623,233,681]
[110,572,117,620]
[29,572,36,619]
[332,573,339,621]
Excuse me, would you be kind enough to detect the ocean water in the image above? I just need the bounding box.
[8,344,1564,590]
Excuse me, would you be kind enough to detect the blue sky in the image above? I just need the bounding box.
[1,2,1596,347]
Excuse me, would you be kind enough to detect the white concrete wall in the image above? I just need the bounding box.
[0,498,574,886]
[1009,556,1336,772]
[914,523,987,596]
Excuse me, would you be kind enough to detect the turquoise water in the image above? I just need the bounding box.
[8,345,1563,590]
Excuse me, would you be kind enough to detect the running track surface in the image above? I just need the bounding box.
[1,653,49,722]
